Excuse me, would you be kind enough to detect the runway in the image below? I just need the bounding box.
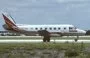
[0,36,89,43]
[0,39,90,43]
[0,36,90,38]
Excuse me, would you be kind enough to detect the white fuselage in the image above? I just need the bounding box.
[2,13,86,36]
[16,24,86,36]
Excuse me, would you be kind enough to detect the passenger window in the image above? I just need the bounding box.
[49,27,52,30]
[45,28,47,30]
[54,27,56,30]
[35,28,38,30]
[64,27,66,30]
[58,27,60,30]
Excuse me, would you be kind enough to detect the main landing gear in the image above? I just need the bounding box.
[38,30,51,42]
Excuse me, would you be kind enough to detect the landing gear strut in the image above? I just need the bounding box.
[74,36,79,42]
[43,36,50,42]
[38,30,51,42]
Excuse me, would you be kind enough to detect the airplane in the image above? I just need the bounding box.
[1,13,86,37]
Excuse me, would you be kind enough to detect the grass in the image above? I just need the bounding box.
[0,43,88,52]
[0,43,89,58]
[0,36,90,58]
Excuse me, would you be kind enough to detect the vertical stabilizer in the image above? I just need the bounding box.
[2,13,17,30]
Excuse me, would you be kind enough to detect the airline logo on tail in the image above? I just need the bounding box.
[2,13,19,31]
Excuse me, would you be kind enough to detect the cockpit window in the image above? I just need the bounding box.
[69,27,77,32]
[69,27,73,29]
[69,27,77,30]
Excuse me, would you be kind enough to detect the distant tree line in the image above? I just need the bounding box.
[86,30,90,35]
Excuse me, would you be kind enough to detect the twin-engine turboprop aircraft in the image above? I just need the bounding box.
[2,13,86,36]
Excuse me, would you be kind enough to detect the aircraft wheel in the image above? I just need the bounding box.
[43,38,47,42]
[47,38,50,42]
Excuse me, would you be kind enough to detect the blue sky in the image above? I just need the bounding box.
[0,0,90,30]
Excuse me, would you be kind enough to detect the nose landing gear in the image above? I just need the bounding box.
[74,36,79,42]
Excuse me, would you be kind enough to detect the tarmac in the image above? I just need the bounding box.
[0,39,89,43]
[0,36,90,43]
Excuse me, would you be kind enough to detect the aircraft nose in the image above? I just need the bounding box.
[79,29,86,34]
[76,29,86,34]
[81,30,86,34]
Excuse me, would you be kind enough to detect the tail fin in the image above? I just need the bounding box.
[2,13,17,29]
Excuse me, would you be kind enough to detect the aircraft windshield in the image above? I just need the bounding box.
[69,26,77,30]
[69,26,77,32]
